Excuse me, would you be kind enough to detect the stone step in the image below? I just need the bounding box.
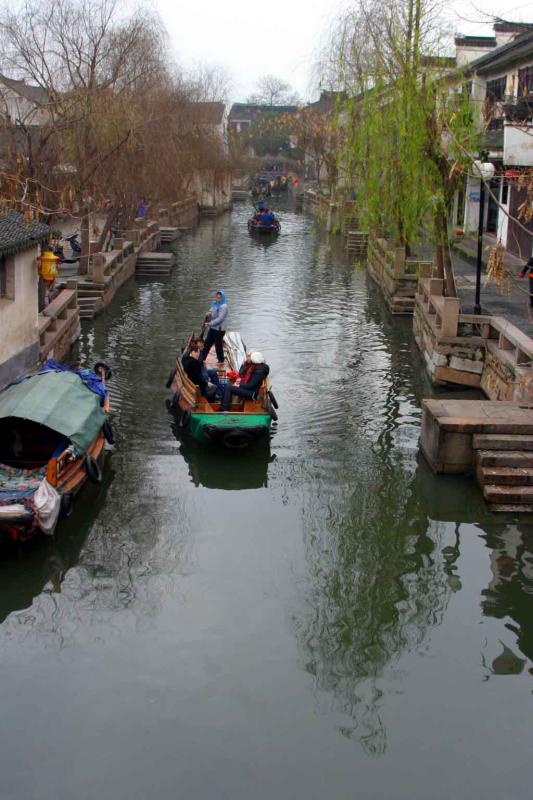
[483,484,533,504]
[477,465,533,486]
[476,449,533,468]
[488,504,533,513]
[473,433,533,451]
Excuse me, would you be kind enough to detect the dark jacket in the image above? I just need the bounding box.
[240,363,269,394]
[182,355,207,395]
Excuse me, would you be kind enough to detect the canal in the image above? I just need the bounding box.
[0,200,531,798]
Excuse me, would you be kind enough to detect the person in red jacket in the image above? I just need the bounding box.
[221,352,269,411]
[519,256,533,308]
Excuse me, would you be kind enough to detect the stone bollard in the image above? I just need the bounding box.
[92,253,106,283]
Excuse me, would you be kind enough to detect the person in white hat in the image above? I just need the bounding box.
[221,351,269,411]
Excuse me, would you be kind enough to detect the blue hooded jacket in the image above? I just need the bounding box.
[208,290,228,331]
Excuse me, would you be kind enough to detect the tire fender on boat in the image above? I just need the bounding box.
[267,390,278,409]
[60,492,75,518]
[166,368,177,389]
[223,429,253,449]
[180,409,191,428]
[85,455,102,484]
[94,361,113,381]
[103,419,115,445]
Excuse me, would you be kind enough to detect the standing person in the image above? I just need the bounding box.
[519,256,533,308]
[201,290,228,366]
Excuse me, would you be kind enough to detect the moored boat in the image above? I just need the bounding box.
[0,360,113,541]
[167,332,278,449]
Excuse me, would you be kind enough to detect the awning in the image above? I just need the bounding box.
[0,371,106,453]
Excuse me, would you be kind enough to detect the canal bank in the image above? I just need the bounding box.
[0,201,531,800]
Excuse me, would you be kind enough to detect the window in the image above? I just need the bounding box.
[486,76,507,103]
[501,180,509,206]
[0,256,14,300]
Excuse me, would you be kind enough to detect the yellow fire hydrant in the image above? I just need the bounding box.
[38,250,60,282]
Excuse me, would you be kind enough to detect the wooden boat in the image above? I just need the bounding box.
[168,332,278,449]
[247,217,280,235]
[0,361,113,541]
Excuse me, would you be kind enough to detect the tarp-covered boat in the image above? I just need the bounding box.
[168,332,277,449]
[0,360,113,541]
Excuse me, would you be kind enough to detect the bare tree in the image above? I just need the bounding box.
[247,74,299,106]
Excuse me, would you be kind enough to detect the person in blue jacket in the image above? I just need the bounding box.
[201,290,228,365]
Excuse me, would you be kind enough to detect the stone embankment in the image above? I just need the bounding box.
[367,234,431,314]
[415,275,533,512]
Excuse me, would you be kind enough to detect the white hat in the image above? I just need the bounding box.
[250,351,265,364]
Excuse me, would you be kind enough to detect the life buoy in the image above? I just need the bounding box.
[94,362,112,381]
[60,492,75,518]
[180,409,191,428]
[223,430,252,449]
[84,455,102,484]
[102,419,115,445]
[166,368,176,389]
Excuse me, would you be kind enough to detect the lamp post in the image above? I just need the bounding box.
[473,155,496,314]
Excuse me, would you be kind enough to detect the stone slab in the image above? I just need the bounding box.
[433,366,481,387]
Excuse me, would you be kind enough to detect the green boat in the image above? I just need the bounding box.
[168,332,278,449]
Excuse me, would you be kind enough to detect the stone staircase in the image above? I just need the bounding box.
[346,230,368,258]
[474,433,533,512]
[75,281,105,319]
[135,251,175,277]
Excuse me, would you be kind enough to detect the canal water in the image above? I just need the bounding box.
[0,201,531,799]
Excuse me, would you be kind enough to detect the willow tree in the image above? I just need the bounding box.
[329,0,477,293]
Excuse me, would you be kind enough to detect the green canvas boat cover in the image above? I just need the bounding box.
[0,371,106,453]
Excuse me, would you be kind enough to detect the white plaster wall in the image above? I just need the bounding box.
[504,124,533,166]
[497,180,509,244]
[456,47,495,68]
[0,246,39,366]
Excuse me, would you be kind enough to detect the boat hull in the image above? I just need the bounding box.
[189,412,271,447]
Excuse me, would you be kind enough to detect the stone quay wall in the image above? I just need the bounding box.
[368,234,432,315]
[414,276,533,402]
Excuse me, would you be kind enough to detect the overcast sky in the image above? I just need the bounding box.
[155,0,533,102]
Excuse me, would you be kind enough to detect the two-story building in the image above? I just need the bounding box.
[457,23,533,260]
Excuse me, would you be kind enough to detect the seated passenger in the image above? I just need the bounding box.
[261,210,275,226]
[193,336,223,396]
[221,351,269,411]
[182,345,216,399]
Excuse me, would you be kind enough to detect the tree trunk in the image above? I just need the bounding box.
[79,204,90,275]
[434,208,456,296]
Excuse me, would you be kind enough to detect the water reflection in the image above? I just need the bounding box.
[170,415,275,490]
[482,523,533,672]
[0,450,115,623]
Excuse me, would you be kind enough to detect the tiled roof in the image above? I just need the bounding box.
[0,75,49,105]
[0,210,51,258]
[228,103,298,122]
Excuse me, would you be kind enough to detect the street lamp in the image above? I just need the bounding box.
[473,155,496,314]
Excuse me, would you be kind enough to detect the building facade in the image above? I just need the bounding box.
[0,212,52,386]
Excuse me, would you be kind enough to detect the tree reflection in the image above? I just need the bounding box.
[481,523,533,672]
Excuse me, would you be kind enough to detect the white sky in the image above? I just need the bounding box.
[154,0,533,102]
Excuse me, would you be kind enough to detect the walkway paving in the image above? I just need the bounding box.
[452,236,533,337]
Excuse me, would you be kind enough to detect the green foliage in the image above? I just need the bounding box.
[248,113,292,157]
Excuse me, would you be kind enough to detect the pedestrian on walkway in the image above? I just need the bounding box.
[201,290,228,365]
[519,256,533,308]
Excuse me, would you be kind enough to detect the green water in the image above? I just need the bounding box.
[0,200,531,799]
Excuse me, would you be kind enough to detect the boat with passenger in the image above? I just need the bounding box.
[0,360,113,541]
[167,332,278,449]
[247,208,280,235]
